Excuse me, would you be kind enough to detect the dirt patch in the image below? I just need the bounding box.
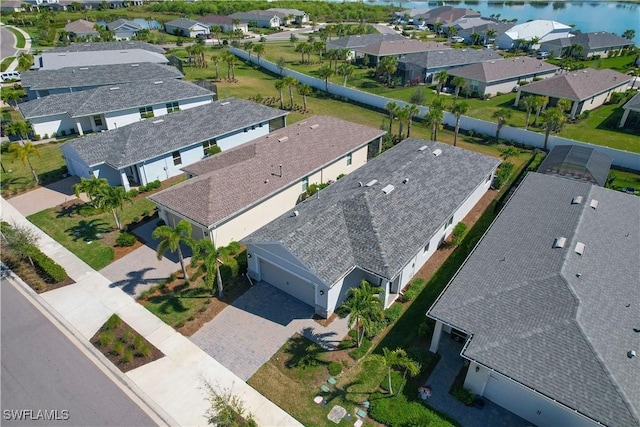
[313,312,340,327]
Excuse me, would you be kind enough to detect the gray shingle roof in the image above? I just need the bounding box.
[399,48,502,71]
[537,145,612,187]
[62,98,287,169]
[19,79,213,119]
[428,172,640,427]
[164,18,205,30]
[519,68,631,101]
[64,19,98,35]
[448,57,559,83]
[21,63,182,91]
[40,49,168,70]
[623,91,640,112]
[571,31,635,51]
[357,40,448,56]
[150,116,385,228]
[106,19,142,31]
[244,138,500,285]
[327,33,406,49]
[47,41,165,54]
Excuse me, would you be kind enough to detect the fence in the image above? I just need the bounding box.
[231,47,640,171]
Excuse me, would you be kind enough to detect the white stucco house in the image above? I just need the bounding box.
[243,138,500,318]
[19,79,214,138]
[149,116,385,246]
[61,98,288,191]
[164,18,210,38]
[427,172,639,427]
[266,8,310,25]
[198,15,248,34]
[229,11,281,29]
[496,19,573,50]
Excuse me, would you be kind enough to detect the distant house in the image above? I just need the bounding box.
[327,33,406,61]
[106,19,142,40]
[19,79,214,138]
[1,0,25,12]
[452,17,514,44]
[229,11,281,29]
[397,48,502,85]
[61,98,288,191]
[392,9,431,24]
[244,137,500,318]
[540,32,636,59]
[421,6,481,30]
[63,19,99,40]
[355,40,448,66]
[427,171,639,427]
[515,68,631,118]
[447,57,559,96]
[150,116,384,246]
[164,18,210,38]
[36,42,167,69]
[21,63,183,100]
[198,15,248,34]
[266,8,309,25]
[619,91,640,128]
[537,145,612,187]
[497,20,573,50]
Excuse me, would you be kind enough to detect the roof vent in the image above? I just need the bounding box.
[358,182,363,187]
[79,67,89,70]
[152,119,164,124]
[131,63,139,67]
[432,148,443,157]
[154,80,163,84]
[109,87,120,90]
[220,101,230,106]
[553,237,567,248]
[575,242,585,256]
[628,350,636,359]
[418,145,429,151]
[402,178,409,184]
[590,199,599,209]
[365,179,378,187]
[382,184,395,194]
[571,196,583,204]
[291,210,299,217]
[278,136,289,143]
[310,124,320,129]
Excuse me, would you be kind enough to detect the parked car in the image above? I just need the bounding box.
[450,36,465,43]
[0,71,21,82]
[536,51,550,59]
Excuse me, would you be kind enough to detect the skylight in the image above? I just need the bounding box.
[575,242,585,256]
[590,199,599,209]
[553,237,566,248]
[382,184,395,194]
[572,196,583,204]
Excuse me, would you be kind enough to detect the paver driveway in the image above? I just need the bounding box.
[191,281,350,381]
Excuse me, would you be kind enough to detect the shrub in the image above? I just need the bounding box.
[384,303,403,323]
[402,277,426,301]
[369,394,443,426]
[338,338,355,350]
[336,173,346,180]
[137,343,151,358]
[128,188,139,197]
[122,349,133,363]
[115,232,136,247]
[78,205,100,216]
[133,335,143,349]
[349,338,372,360]
[138,184,148,192]
[328,362,342,376]
[364,319,387,339]
[142,210,149,217]
[451,384,475,406]
[43,134,49,139]
[97,331,114,347]
[113,341,124,357]
[237,249,248,275]
[174,320,185,328]
[104,314,122,330]
[450,222,468,246]
[122,328,134,344]
[379,371,405,393]
[492,162,514,189]
[417,321,433,339]
[32,248,67,283]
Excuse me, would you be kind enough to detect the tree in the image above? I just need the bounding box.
[557,98,572,114]
[317,65,333,92]
[221,51,236,80]
[434,70,448,97]
[274,79,285,109]
[451,101,469,147]
[342,280,384,348]
[451,76,465,100]
[520,96,536,129]
[532,95,549,125]
[484,28,497,44]
[425,101,444,141]
[470,31,482,46]
[296,42,309,64]
[8,141,39,183]
[541,107,567,150]
[563,43,584,59]
[202,379,256,427]
[211,25,222,46]
[395,105,409,139]
[252,43,265,65]
[326,48,339,71]
[492,108,512,142]
[211,54,221,79]
[152,220,195,279]
[528,36,541,52]
[622,29,636,40]
[447,26,458,37]
[378,56,398,88]
[73,176,108,204]
[410,87,426,105]
[405,104,420,138]
[5,120,31,143]
[313,41,326,63]
[16,52,33,72]
[1,221,39,269]
[94,185,131,230]
[276,56,286,76]
[336,62,353,86]
[385,102,398,136]
[282,76,298,109]
[433,22,443,35]
[380,348,420,395]
[289,33,298,46]
[191,239,229,297]
[297,83,312,112]
[1,87,24,111]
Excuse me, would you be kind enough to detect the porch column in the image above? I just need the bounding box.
[75,119,84,135]
[429,320,444,353]
[120,170,131,192]
[569,101,579,119]
[513,90,522,106]
[619,109,630,128]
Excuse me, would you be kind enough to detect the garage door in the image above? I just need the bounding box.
[259,259,315,307]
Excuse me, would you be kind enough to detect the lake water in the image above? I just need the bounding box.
[358,1,640,43]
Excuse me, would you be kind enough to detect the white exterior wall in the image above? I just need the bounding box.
[216,124,270,151]
[61,144,92,178]
[31,113,76,138]
[576,83,629,114]
[138,144,202,185]
[104,108,142,130]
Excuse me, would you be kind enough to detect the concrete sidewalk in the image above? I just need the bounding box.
[1,197,302,427]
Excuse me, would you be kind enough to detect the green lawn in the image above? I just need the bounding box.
[141,282,211,328]
[6,27,26,49]
[608,168,640,193]
[1,142,68,197]
[0,56,14,71]
[547,54,637,73]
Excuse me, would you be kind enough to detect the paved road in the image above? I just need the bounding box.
[1,26,18,60]
[1,279,158,427]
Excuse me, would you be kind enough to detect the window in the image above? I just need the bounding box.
[139,106,154,118]
[424,242,430,253]
[172,151,182,166]
[166,101,179,113]
[346,153,352,166]
[93,115,103,126]
[202,138,217,151]
[302,176,308,192]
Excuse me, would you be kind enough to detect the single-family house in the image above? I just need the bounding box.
[397,48,502,85]
[1,0,25,12]
[540,31,636,59]
[327,33,406,61]
[19,78,214,138]
[149,116,384,246]
[355,40,448,66]
[244,137,500,318]
[198,15,248,34]
[514,68,631,118]
[422,6,481,30]
[452,17,514,44]
[164,18,210,38]
[64,19,99,40]
[36,42,167,69]
[106,19,142,40]
[229,11,281,29]
[266,8,310,25]
[427,171,640,427]
[61,98,288,191]
[497,20,573,50]
[392,9,431,25]
[536,145,612,187]
[448,57,559,97]
[21,62,183,100]
[619,91,640,128]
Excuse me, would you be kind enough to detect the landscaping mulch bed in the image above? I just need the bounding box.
[2,253,75,294]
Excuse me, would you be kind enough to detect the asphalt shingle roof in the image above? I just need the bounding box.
[399,48,502,71]
[623,91,640,112]
[244,138,500,285]
[327,33,406,49]
[21,63,183,91]
[537,145,612,187]
[40,49,168,70]
[106,19,141,31]
[47,41,165,54]
[164,18,205,30]
[357,40,448,56]
[570,31,636,50]
[64,19,98,35]
[150,116,385,228]
[428,172,640,427]
[519,68,631,101]
[19,79,213,119]
[448,57,559,83]
[63,98,287,169]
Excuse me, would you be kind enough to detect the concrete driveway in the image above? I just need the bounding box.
[7,176,81,217]
[191,281,350,381]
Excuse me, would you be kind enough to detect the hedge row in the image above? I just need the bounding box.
[32,247,67,283]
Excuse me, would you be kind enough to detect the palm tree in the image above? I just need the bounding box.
[447,26,458,37]
[622,29,635,40]
[532,95,549,125]
[211,25,222,45]
[16,52,33,72]
[563,43,584,59]
[484,27,497,44]
[274,80,285,109]
[528,36,541,52]
[5,120,31,143]
[433,22,443,35]
[470,32,482,46]
[296,42,309,63]
[152,219,195,279]
[342,280,383,348]
[211,54,221,80]
[434,70,448,97]
[557,99,572,114]
[395,105,409,139]
[451,76,465,100]
[313,41,326,63]
[326,48,339,71]
[282,76,298,109]
[426,101,444,141]
[406,104,420,138]
[297,84,312,112]
[337,62,353,86]
[8,141,40,183]
[289,33,298,46]
[492,108,512,142]
[378,56,398,88]
[541,107,567,150]
[381,348,420,395]
[276,56,286,76]
[252,43,265,65]
[317,65,333,92]
[73,176,108,204]
[221,51,236,80]
[302,42,314,64]
[385,102,398,135]
[94,185,131,230]
[451,101,469,147]
[191,239,229,297]
[1,88,23,111]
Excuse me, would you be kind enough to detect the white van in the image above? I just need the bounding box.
[0,71,21,82]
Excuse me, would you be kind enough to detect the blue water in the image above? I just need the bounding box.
[359,1,640,43]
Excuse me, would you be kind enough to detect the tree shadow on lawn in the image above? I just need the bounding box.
[66,219,111,242]
[285,333,330,370]
[147,285,210,315]
[0,176,28,191]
